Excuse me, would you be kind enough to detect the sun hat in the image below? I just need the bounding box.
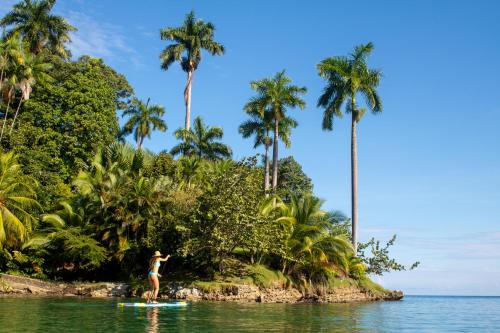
[152,250,162,257]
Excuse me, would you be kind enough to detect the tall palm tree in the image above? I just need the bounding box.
[170,116,232,160]
[121,98,167,149]
[0,152,41,248]
[160,11,224,131]
[317,42,382,253]
[0,0,76,57]
[246,71,306,191]
[9,51,52,134]
[239,107,297,193]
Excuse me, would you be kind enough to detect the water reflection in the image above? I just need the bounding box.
[146,307,159,333]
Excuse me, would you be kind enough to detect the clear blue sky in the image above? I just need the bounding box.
[2,0,499,295]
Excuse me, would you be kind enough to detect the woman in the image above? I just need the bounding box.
[146,250,170,303]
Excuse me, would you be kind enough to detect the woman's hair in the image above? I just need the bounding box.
[149,257,157,270]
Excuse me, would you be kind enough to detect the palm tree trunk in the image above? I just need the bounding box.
[9,98,23,135]
[272,118,279,191]
[184,69,194,131]
[264,144,270,194]
[0,96,12,143]
[351,112,358,254]
[0,69,4,92]
[138,136,144,149]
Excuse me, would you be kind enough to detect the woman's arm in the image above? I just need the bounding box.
[159,255,170,262]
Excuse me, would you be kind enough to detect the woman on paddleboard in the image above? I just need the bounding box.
[147,251,170,303]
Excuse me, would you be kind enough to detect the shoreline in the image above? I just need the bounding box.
[0,273,403,303]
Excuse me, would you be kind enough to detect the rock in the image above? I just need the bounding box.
[175,287,202,300]
[0,273,403,304]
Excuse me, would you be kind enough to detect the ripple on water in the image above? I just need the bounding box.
[0,296,499,332]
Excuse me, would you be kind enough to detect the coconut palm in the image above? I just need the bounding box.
[170,116,232,160]
[272,195,353,285]
[239,107,297,193]
[0,152,41,248]
[9,51,52,134]
[317,42,382,253]
[160,11,224,130]
[246,71,306,191]
[0,0,76,57]
[121,98,167,149]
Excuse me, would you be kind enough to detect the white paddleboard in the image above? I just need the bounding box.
[118,301,188,308]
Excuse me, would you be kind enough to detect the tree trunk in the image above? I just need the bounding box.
[351,112,359,254]
[272,118,279,191]
[264,143,270,195]
[138,135,144,149]
[0,97,12,143]
[0,69,4,92]
[9,98,23,135]
[219,254,225,274]
[184,69,194,131]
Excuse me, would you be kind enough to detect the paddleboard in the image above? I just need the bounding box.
[118,301,188,308]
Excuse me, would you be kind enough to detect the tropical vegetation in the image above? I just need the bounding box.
[0,0,417,291]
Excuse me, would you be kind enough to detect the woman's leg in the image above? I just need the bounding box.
[152,274,160,302]
[147,275,154,303]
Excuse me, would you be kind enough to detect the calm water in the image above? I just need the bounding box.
[0,296,499,332]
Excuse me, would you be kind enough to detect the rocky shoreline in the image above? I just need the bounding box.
[0,273,403,303]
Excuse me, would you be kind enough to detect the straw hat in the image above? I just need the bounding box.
[152,250,162,257]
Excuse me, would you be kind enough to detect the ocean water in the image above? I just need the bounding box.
[0,296,498,332]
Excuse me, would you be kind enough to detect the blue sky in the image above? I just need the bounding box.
[2,0,500,295]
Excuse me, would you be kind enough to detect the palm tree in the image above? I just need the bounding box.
[176,156,203,188]
[9,51,52,134]
[0,152,41,248]
[317,42,382,253]
[160,11,224,130]
[0,33,24,92]
[271,195,353,285]
[0,0,76,57]
[23,201,85,248]
[246,71,306,191]
[73,143,164,260]
[121,98,167,149]
[239,107,297,193]
[170,116,232,160]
